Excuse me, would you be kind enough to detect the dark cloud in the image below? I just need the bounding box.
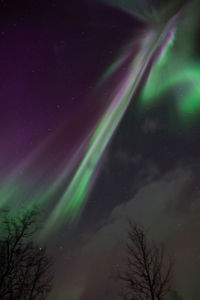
[142,118,165,133]
[51,163,200,299]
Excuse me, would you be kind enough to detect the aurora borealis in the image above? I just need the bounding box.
[1,0,200,299]
[0,1,184,233]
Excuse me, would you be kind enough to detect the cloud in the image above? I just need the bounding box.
[53,163,200,299]
[115,150,143,165]
[83,165,191,254]
[142,118,164,133]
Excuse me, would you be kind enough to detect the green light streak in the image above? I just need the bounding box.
[179,78,200,116]
[140,30,175,104]
[157,32,175,66]
[98,56,124,84]
[43,22,176,236]
[0,180,21,209]
[140,1,200,123]
[141,55,200,120]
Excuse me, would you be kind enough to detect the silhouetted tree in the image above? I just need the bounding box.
[116,222,173,300]
[0,208,53,300]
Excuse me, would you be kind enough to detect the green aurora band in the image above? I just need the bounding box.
[1,1,200,238]
[140,1,200,121]
[43,17,178,237]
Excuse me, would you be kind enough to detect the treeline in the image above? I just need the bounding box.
[0,207,182,300]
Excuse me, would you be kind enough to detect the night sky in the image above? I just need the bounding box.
[1,0,200,299]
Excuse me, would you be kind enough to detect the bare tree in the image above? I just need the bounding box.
[116,222,173,300]
[0,208,53,300]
